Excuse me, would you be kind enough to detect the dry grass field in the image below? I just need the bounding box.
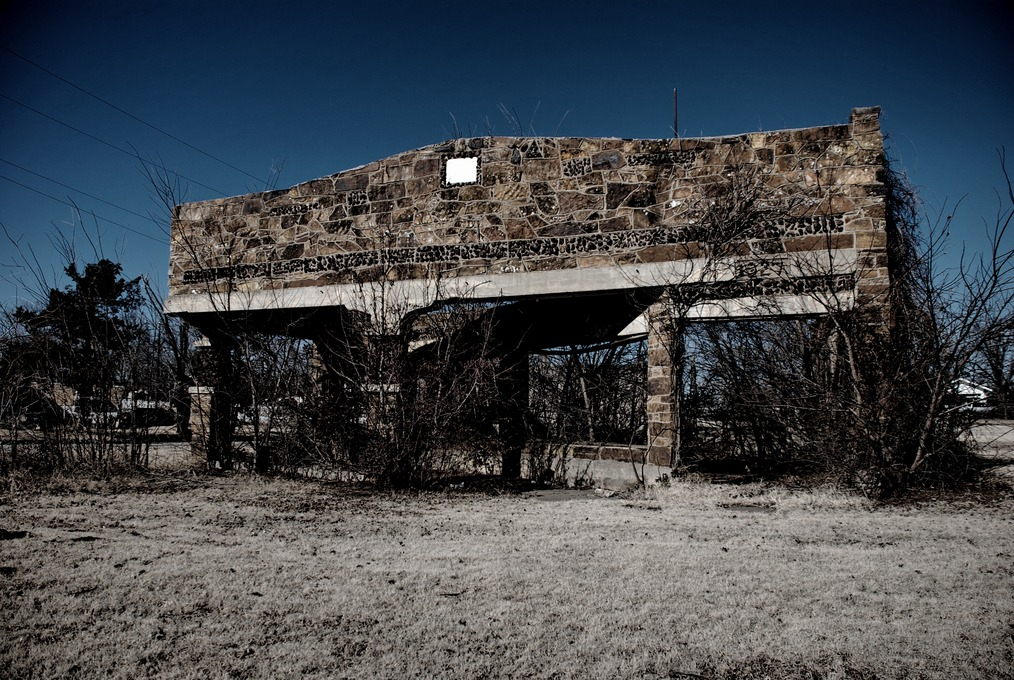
[2,429,1014,679]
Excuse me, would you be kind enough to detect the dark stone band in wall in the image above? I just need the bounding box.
[679,273,856,302]
[626,151,697,167]
[267,201,322,217]
[180,215,847,286]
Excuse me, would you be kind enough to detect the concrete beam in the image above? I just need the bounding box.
[166,249,860,322]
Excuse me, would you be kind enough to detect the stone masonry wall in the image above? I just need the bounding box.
[168,107,887,306]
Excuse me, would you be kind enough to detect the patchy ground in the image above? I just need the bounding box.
[1,469,1012,679]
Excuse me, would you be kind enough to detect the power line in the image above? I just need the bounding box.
[0,173,164,244]
[0,92,226,196]
[1,44,268,187]
[0,157,165,230]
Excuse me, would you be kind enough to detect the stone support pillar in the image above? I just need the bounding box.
[362,333,402,439]
[188,385,214,459]
[310,318,367,464]
[646,300,676,468]
[189,333,238,469]
[498,351,529,478]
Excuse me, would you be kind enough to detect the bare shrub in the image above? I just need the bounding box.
[0,254,175,474]
[666,160,1014,496]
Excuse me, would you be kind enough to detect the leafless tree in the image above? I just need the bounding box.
[0,224,167,472]
[973,316,1014,417]
[670,157,1014,495]
[528,340,647,446]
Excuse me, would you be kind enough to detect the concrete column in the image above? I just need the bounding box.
[498,351,529,478]
[189,334,237,469]
[310,320,367,463]
[646,301,675,468]
[187,385,213,459]
[362,333,402,440]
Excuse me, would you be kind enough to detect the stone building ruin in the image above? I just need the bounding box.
[165,106,889,484]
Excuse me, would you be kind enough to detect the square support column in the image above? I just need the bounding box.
[188,385,214,459]
[189,334,238,470]
[646,301,676,468]
[310,318,368,465]
[498,352,529,479]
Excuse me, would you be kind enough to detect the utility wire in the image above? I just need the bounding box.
[1,45,268,187]
[0,93,226,196]
[0,157,164,229]
[0,173,164,244]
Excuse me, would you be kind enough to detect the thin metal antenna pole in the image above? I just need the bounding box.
[673,88,679,138]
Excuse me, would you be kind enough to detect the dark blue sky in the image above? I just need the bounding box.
[1,0,1011,307]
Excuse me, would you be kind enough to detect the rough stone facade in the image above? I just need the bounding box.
[168,107,887,312]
